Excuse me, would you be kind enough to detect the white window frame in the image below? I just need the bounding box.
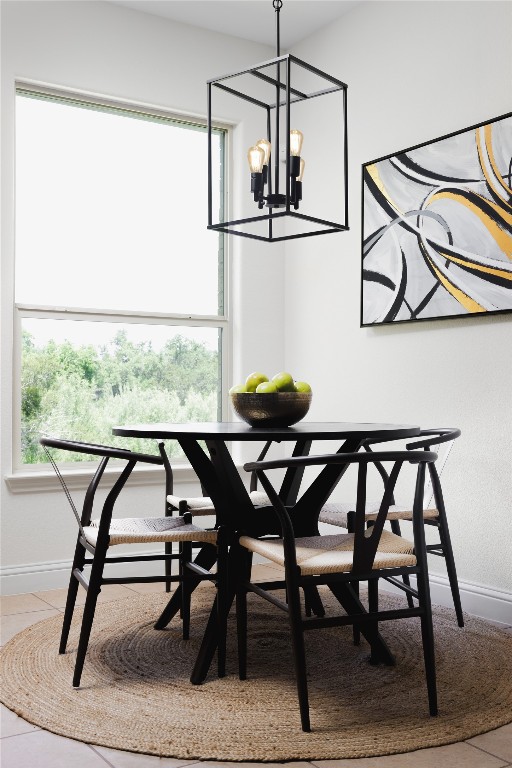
[9,84,231,490]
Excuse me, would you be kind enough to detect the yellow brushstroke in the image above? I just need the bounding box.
[428,190,512,259]
[366,164,403,215]
[484,124,512,197]
[477,126,512,206]
[437,250,512,281]
[427,258,485,313]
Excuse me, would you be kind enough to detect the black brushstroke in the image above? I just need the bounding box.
[425,238,512,288]
[363,224,387,254]
[383,248,408,323]
[363,169,417,238]
[395,152,483,184]
[364,208,452,263]
[362,269,395,291]
[388,157,438,188]
[403,297,415,319]
[411,202,453,318]
[413,281,444,318]
[487,182,512,210]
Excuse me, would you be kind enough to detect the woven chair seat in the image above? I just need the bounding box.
[319,501,439,528]
[166,494,217,516]
[239,529,416,576]
[249,490,271,505]
[84,516,218,547]
[167,490,271,516]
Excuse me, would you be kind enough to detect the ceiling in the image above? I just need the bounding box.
[109,0,362,49]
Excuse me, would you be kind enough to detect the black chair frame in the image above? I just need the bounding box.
[236,449,438,732]
[346,428,463,627]
[41,437,228,687]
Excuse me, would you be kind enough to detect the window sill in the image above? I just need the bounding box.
[4,463,202,494]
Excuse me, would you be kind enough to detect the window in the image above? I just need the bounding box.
[15,87,227,467]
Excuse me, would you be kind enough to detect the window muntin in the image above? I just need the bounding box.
[15,88,227,467]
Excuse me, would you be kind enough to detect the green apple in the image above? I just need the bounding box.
[272,371,296,392]
[245,371,269,392]
[229,383,247,394]
[295,381,312,394]
[256,380,278,394]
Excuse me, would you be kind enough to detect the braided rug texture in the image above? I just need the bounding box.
[1,586,511,761]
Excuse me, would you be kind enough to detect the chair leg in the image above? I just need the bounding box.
[413,470,438,717]
[351,580,361,646]
[286,567,311,732]
[60,537,87,654]
[390,519,415,609]
[368,576,378,613]
[417,567,438,716]
[436,517,464,627]
[216,527,228,678]
[165,542,173,593]
[368,576,382,666]
[181,540,193,641]
[304,589,312,617]
[72,548,106,688]
[347,512,362,646]
[236,548,251,681]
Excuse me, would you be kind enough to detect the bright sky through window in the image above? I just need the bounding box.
[15,94,224,318]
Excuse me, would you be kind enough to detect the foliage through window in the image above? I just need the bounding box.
[15,88,226,465]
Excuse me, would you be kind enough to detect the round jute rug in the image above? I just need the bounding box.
[1,586,511,762]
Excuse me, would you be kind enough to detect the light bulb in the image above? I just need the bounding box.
[298,158,305,182]
[247,145,265,174]
[256,138,271,166]
[290,129,304,157]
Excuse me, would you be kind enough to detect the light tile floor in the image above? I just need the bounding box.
[1,565,511,768]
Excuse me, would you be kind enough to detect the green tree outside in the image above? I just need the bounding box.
[21,329,219,463]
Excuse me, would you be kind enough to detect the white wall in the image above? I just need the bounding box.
[284,2,512,610]
[0,0,285,592]
[1,1,511,621]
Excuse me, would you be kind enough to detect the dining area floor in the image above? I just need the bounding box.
[1,561,511,768]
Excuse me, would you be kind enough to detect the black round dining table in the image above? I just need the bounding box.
[113,420,420,682]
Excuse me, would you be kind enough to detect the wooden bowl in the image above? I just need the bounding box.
[230,391,312,427]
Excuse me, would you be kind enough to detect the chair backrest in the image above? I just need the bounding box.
[405,428,461,509]
[41,437,164,536]
[363,427,460,508]
[244,450,437,574]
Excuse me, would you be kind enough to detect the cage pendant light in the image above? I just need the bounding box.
[207,0,349,243]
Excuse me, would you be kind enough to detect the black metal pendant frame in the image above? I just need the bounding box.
[207,53,349,243]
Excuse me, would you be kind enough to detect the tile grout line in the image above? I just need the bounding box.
[1,603,58,616]
[28,590,62,611]
[0,729,42,742]
[464,738,512,764]
[87,744,118,767]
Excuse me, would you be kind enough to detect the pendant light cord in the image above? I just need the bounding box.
[273,0,282,57]
[273,0,283,195]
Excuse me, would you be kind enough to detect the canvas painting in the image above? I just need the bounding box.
[361,113,512,325]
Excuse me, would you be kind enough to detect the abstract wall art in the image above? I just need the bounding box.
[361,112,512,325]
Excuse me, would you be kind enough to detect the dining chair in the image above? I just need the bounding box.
[40,437,228,688]
[236,449,438,732]
[318,428,463,627]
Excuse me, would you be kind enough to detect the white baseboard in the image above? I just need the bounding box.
[0,552,162,596]
[2,558,511,625]
[1,559,73,595]
[379,572,512,625]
